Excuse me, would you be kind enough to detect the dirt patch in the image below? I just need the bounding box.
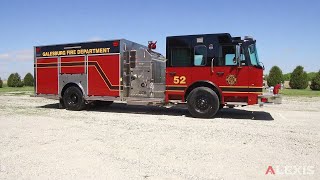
[0,95,319,179]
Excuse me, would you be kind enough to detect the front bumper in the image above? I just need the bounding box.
[258,94,282,106]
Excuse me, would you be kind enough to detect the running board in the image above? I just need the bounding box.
[225,102,248,106]
[126,97,164,106]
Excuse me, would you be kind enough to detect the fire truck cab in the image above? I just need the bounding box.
[165,33,265,117]
[34,33,280,118]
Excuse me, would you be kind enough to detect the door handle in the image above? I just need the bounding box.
[216,72,224,76]
[169,72,176,76]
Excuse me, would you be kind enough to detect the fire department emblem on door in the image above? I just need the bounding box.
[226,75,237,85]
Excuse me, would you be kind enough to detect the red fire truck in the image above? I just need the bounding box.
[34,33,281,118]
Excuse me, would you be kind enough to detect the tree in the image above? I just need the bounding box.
[7,73,24,87]
[23,73,34,86]
[310,70,320,91]
[307,72,317,81]
[7,74,14,87]
[289,66,308,89]
[0,77,3,88]
[283,73,291,81]
[8,73,15,87]
[267,66,283,87]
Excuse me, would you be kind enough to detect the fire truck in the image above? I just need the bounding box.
[34,33,281,118]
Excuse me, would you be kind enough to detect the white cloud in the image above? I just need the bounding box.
[0,53,9,58]
[0,49,34,79]
[0,49,33,62]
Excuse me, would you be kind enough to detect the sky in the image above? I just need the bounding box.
[0,0,319,79]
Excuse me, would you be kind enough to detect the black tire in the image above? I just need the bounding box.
[187,87,220,118]
[63,86,85,111]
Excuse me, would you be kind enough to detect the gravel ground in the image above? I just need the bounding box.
[0,94,319,180]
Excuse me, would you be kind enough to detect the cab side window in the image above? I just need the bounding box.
[217,45,245,66]
[218,45,236,66]
[171,48,192,67]
[194,45,207,66]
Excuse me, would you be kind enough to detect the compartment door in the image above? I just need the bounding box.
[88,54,120,97]
[36,57,58,95]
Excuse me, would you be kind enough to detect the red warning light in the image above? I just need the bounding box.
[148,41,157,50]
[113,41,119,47]
[36,47,41,53]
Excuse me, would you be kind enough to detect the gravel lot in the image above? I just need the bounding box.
[0,94,319,179]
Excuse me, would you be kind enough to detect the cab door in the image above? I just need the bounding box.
[212,45,249,102]
[190,44,249,102]
[212,45,248,87]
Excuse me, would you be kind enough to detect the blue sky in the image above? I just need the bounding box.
[0,0,319,79]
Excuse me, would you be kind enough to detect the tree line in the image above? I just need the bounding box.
[0,73,34,88]
[266,66,320,90]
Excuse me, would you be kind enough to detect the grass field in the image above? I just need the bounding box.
[0,84,34,93]
[281,88,320,97]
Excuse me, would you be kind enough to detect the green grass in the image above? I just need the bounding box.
[281,88,320,97]
[0,84,34,93]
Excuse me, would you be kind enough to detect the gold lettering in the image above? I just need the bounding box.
[49,51,56,56]
[59,51,66,56]
[41,48,112,56]
[67,50,75,55]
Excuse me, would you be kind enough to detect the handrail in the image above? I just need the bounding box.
[211,58,214,73]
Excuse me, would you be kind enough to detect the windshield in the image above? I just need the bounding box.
[248,44,260,66]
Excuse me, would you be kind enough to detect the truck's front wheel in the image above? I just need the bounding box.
[63,86,85,111]
[187,87,219,118]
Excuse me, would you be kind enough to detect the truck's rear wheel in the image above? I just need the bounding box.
[63,86,85,111]
[187,87,219,118]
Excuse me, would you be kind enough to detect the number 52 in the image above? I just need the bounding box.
[173,76,186,84]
